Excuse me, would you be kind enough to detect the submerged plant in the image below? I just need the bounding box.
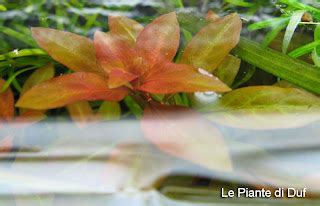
[14,12,242,171]
[16,12,241,109]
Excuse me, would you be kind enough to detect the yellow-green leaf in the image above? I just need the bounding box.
[203,86,320,129]
[213,54,241,86]
[181,13,242,72]
[21,63,55,95]
[97,101,121,121]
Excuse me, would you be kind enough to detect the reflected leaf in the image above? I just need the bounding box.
[141,103,232,172]
[105,143,173,191]
[203,86,320,129]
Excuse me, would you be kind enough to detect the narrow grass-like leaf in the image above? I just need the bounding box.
[288,40,320,58]
[312,49,320,67]
[248,17,290,31]
[0,66,38,93]
[0,26,37,47]
[262,23,287,46]
[232,37,320,94]
[282,10,305,54]
[0,49,46,61]
[225,0,254,7]
[279,0,320,20]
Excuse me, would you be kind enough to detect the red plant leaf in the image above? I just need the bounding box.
[109,16,144,46]
[141,103,232,172]
[139,63,231,94]
[0,78,14,121]
[181,13,242,72]
[135,12,180,66]
[108,68,138,89]
[94,31,135,73]
[16,72,127,110]
[32,28,101,73]
[206,10,220,22]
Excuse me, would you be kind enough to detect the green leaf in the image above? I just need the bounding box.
[0,26,37,47]
[0,49,47,61]
[213,55,241,86]
[225,0,254,7]
[21,63,55,95]
[97,101,121,121]
[124,96,143,118]
[282,10,305,54]
[312,49,320,67]
[0,4,7,11]
[288,40,320,58]
[262,23,287,47]
[181,13,242,72]
[203,86,320,129]
[232,37,320,94]
[0,66,38,93]
[248,17,290,31]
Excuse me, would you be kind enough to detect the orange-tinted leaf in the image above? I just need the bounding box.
[135,12,180,66]
[0,78,14,121]
[141,103,232,172]
[67,101,94,125]
[32,28,100,73]
[15,110,46,127]
[20,63,55,115]
[139,63,231,94]
[108,68,138,89]
[16,72,127,110]
[109,16,143,46]
[206,10,220,22]
[181,13,242,72]
[21,63,55,95]
[94,31,134,73]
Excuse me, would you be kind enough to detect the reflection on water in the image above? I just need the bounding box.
[1,113,320,205]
